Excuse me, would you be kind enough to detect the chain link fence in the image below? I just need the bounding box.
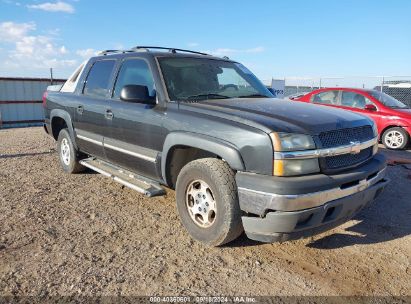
[263,76,411,107]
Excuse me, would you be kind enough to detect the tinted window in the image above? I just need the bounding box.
[113,59,155,99]
[341,91,373,109]
[83,60,116,97]
[312,90,339,104]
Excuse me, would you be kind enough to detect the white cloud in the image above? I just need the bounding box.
[0,21,78,76]
[76,48,97,58]
[44,28,61,36]
[205,46,265,56]
[59,45,68,54]
[27,1,75,13]
[0,21,36,42]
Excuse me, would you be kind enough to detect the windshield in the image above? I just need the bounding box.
[368,90,408,109]
[158,57,273,101]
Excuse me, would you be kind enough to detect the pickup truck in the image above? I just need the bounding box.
[43,46,389,246]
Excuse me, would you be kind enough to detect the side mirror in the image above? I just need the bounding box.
[120,85,156,105]
[364,104,377,111]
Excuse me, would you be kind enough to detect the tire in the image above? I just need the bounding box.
[57,128,85,173]
[175,158,243,246]
[382,127,409,150]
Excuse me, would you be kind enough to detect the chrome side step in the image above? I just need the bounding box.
[79,157,166,197]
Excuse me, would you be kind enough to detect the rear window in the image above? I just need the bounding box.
[83,60,116,98]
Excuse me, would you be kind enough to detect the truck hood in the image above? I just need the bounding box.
[180,98,372,135]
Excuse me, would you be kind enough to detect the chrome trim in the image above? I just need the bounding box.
[238,167,387,212]
[77,134,103,146]
[274,137,378,160]
[104,143,157,163]
[76,133,157,162]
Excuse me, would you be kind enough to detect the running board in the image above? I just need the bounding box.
[79,157,166,197]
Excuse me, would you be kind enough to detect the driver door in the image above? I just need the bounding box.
[104,57,166,180]
[338,90,381,127]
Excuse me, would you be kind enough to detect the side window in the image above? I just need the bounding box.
[312,90,339,105]
[341,91,373,109]
[113,59,155,99]
[83,60,116,98]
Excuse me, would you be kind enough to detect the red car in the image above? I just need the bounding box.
[293,88,411,150]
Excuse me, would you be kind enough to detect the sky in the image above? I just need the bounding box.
[0,0,410,81]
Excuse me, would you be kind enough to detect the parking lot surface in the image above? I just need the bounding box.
[0,127,410,296]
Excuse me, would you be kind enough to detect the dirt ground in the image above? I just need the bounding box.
[0,127,410,297]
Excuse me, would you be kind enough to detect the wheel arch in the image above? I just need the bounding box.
[50,109,78,149]
[161,132,245,188]
[380,124,410,140]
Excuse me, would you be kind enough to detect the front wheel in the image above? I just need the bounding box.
[382,127,409,150]
[57,128,85,173]
[175,158,243,246]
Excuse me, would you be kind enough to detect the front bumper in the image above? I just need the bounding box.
[236,154,389,243]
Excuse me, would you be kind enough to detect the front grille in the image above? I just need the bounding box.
[319,126,374,148]
[325,147,373,169]
[319,126,375,171]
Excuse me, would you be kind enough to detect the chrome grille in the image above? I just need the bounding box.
[325,147,373,169]
[319,126,374,148]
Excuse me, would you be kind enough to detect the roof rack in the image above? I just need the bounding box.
[97,49,135,56]
[132,46,210,56]
[97,46,219,58]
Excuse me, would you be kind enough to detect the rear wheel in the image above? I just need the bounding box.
[57,128,85,173]
[175,158,243,246]
[382,127,409,150]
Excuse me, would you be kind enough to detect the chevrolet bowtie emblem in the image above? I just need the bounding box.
[350,141,361,154]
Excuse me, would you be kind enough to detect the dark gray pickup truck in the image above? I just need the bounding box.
[43,46,389,246]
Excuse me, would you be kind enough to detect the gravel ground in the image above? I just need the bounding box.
[0,127,410,297]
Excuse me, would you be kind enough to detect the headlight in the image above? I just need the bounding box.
[270,132,316,151]
[270,132,319,176]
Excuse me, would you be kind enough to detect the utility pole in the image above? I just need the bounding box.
[50,68,54,85]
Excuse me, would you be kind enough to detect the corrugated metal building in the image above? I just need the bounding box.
[0,77,66,128]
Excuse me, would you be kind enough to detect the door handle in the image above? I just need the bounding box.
[77,105,84,114]
[105,109,114,120]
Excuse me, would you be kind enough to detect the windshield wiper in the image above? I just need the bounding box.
[237,94,270,98]
[182,93,230,101]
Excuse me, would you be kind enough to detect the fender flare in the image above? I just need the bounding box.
[161,131,245,184]
[50,109,78,149]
